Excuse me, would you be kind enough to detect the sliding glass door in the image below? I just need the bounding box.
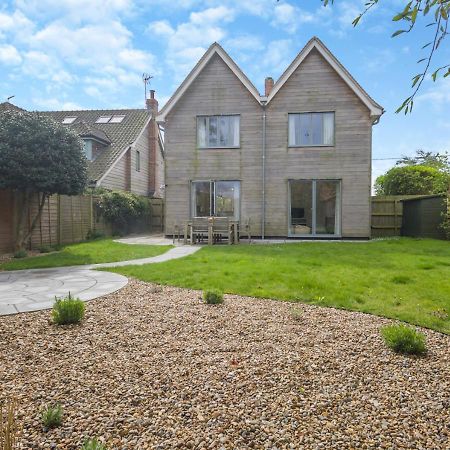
[191,181,240,220]
[289,180,340,236]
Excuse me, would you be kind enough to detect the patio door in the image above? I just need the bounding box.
[191,181,240,220]
[289,180,341,236]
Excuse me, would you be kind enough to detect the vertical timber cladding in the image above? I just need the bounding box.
[265,48,373,238]
[164,54,263,236]
[0,190,14,253]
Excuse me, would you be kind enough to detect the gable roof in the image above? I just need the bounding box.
[157,37,383,122]
[0,101,26,112]
[156,42,261,122]
[40,109,150,182]
[266,37,384,117]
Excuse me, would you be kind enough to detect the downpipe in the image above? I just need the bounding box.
[261,102,267,240]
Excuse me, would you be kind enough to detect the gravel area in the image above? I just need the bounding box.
[1,279,449,449]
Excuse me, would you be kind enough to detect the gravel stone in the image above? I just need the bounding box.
[0,279,449,449]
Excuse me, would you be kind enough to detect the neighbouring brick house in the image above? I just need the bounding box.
[1,96,164,196]
[0,95,164,253]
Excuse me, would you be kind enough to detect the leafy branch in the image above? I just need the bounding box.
[322,0,450,113]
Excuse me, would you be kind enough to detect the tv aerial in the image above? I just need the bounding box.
[142,73,153,101]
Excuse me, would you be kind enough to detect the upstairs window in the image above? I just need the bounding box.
[197,115,240,148]
[62,117,77,124]
[288,112,334,147]
[83,140,93,161]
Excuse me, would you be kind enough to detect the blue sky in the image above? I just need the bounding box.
[0,0,449,181]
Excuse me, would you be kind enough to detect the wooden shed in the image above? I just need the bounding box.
[401,194,447,240]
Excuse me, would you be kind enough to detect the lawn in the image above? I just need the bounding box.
[0,239,172,270]
[106,238,450,334]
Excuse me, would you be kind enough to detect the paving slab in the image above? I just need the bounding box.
[0,245,199,316]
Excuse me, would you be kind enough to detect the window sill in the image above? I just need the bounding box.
[288,145,335,149]
[198,147,240,150]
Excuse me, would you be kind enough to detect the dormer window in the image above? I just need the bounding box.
[62,117,77,124]
[83,139,93,161]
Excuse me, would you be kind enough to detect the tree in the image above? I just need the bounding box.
[396,149,449,171]
[374,165,449,195]
[0,110,88,250]
[322,0,449,113]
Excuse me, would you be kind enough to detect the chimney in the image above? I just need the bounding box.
[147,90,158,197]
[264,77,274,97]
[146,89,159,117]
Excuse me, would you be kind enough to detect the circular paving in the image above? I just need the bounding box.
[0,268,128,315]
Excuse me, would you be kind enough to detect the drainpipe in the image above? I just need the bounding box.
[261,101,267,239]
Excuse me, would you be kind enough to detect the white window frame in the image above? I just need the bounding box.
[288,111,335,147]
[197,115,240,149]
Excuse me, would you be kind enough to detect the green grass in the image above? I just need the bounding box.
[0,239,172,270]
[105,238,450,334]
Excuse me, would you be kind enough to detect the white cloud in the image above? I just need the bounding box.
[147,20,174,37]
[271,3,314,34]
[262,39,294,75]
[150,6,236,82]
[31,96,83,110]
[190,6,234,24]
[0,44,22,65]
[416,78,450,107]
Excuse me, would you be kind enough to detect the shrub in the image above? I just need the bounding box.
[0,398,18,450]
[203,289,224,305]
[13,249,27,259]
[374,165,449,196]
[381,324,426,355]
[52,293,85,325]
[86,229,105,241]
[81,438,107,450]
[38,245,52,253]
[97,190,149,234]
[41,404,62,429]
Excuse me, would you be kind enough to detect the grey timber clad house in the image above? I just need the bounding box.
[157,37,383,238]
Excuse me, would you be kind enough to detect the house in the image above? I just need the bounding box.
[0,95,164,197]
[157,37,383,239]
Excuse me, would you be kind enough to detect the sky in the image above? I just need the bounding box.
[0,0,449,182]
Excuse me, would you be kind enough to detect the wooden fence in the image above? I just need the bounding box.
[0,191,111,253]
[148,198,164,232]
[371,195,448,238]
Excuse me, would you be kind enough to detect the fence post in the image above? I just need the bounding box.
[57,195,62,246]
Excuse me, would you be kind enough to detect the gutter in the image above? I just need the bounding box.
[261,101,267,239]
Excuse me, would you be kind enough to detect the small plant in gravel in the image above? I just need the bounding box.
[203,289,224,305]
[1,398,18,450]
[291,306,303,321]
[381,324,427,355]
[52,293,85,325]
[13,249,27,259]
[41,404,62,429]
[81,438,107,450]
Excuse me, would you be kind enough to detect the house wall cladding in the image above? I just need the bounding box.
[265,49,372,238]
[0,190,111,254]
[164,53,263,236]
[164,49,374,237]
